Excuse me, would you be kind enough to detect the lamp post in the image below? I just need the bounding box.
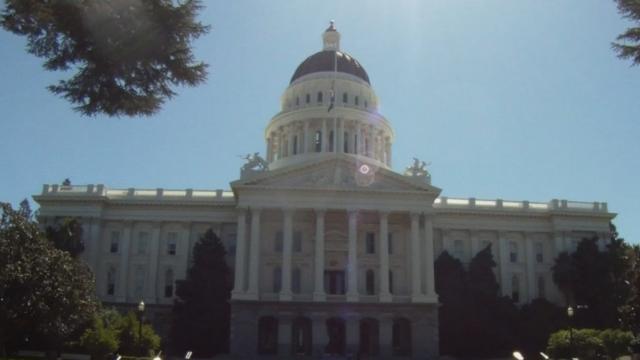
[138,300,145,356]
[567,306,574,359]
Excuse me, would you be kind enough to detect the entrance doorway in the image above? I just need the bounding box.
[325,317,346,355]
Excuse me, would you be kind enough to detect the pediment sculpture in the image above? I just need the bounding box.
[404,157,432,184]
[240,152,269,179]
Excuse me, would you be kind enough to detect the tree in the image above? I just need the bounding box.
[46,217,85,257]
[0,202,98,358]
[434,251,467,356]
[168,229,231,357]
[547,329,605,360]
[116,312,161,357]
[1,0,209,117]
[517,299,566,359]
[79,311,119,360]
[613,0,640,66]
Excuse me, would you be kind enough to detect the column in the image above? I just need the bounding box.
[553,231,565,255]
[266,136,272,162]
[232,209,247,297]
[333,117,338,152]
[277,314,293,356]
[498,232,510,297]
[338,118,344,153]
[355,121,361,154]
[525,233,536,301]
[287,127,294,156]
[88,218,102,274]
[303,121,309,153]
[470,230,480,257]
[322,119,327,152]
[347,210,359,302]
[146,223,161,303]
[379,211,391,302]
[117,221,132,302]
[311,313,328,357]
[246,207,261,299]
[280,208,293,301]
[313,209,326,301]
[423,215,437,299]
[410,213,424,302]
[442,229,452,255]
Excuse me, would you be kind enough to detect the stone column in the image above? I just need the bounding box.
[333,118,338,152]
[313,209,326,301]
[322,119,328,152]
[311,313,328,357]
[470,230,480,257]
[89,218,102,275]
[280,208,294,301]
[338,118,344,153]
[303,121,309,153]
[379,211,391,302]
[246,207,261,299]
[424,215,437,299]
[347,210,359,302]
[146,223,161,303]
[266,136,272,162]
[410,213,424,302]
[355,121,361,154]
[498,232,510,297]
[525,233,536,301]
[117,222,132,302]
[232,208,248,297]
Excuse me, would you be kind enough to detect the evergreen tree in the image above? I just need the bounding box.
[613,0,640,66]
[168,229,231,357]
[46,217,85,258]
[1,0,209,117]
[434,251,467,356]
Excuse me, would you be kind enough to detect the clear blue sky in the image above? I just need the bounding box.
[0,1,638,244]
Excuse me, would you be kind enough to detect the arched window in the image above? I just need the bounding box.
[317,91,323,103]
[354,134,358,154]
[314,131,322,152]
[343,131,349,153]
[292,317,312,355]
[538,275,546,299]
[355,96,359,106]
[342,92,348,103]
[107,266,116,296]
[364,137,369,156]
[329,131,334,151]
[511,274,520,302]
[258,317,279,355]
[292,268,301,294]
[293,136,298,155]
[273,267,282,293]
[164,268,174,298]
[366,269,375,295]
[305,93,310,104]
[392,318,412,356]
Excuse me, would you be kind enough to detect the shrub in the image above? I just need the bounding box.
[599,329,634,359]
[79,315,119,360]
[116,312,161,357]
[547,329,604,360]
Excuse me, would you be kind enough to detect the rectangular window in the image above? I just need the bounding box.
[314,131,322,152]
[342,92,348,103]
[273,267,282,293]
[165,284,173,298]
[388,232,393,254]
[355,96,359,106]
[107,267,116,296]
[274,231,283,252]
[293,231,302,253]
[366,232,375,254]
[509,241,518,263]
[365,270,375,295]
[167,232,178,255]
[535,242,544,263]
[110,231,120,253]
[344,132,349,153]
[134,265,145,299]
[137,231,149,255]
[292,268,301,294]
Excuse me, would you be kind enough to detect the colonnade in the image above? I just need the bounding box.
[231,207,437,303]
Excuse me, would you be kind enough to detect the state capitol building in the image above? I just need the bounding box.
[34,23,614,359]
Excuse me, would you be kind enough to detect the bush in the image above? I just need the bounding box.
[547,329,604,360]
[80,314,119,360]
[629,336,640,354]
[600,329,634,359]
[116,312,161,357]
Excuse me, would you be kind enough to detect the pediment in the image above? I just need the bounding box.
[232,155,441,195]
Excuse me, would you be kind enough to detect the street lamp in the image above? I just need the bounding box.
[138,300,145,356]
[567,306,574,359]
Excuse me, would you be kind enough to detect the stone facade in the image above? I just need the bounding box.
[33,23,614,359]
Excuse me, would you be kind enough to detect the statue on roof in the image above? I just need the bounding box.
[404,158,431,184]
[62,178,71,186]
[240,152,268,179]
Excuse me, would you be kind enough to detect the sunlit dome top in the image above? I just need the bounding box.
[289,21,370,85]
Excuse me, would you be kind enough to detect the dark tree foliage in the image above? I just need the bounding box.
[18,198,32,219]
[46,217,85,257]
[168,229,231,357]
[435,251,467,356]
[1,0,209,117]
[613,0,640,66]
[620,244,640,335]
[0,203,98,357]
[517,299,566,359]
[551,227,635,330]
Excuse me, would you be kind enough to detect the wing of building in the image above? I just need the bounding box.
[34,22,614,359]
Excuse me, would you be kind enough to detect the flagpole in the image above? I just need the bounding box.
[333,24,338,153]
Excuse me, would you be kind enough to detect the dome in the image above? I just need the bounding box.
[290,50,370,85]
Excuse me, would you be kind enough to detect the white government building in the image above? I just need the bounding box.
[34,23,614,359]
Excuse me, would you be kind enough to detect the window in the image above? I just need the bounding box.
[509,241,518,263]
[454,240,464,259]
[295,96,299,106]
[538,276,546,299]
[273,267,282,292]
[274,231,283,252]
[317,91,323,103]
[535,242,544,263]
[110,231,120,253]
[329,131,334,151]
[511,275,520,302]
[293,136,298,155]
[366,269,375,295]
[292,268,301,294]
[164,268,174,297]
[342,92,348,103]
[314,131,322,152]
[167,232,177,255]
[389,270,394,294]
[354,134,358,153]
[106,266,116,295]
[305,93,310,104]
[134,265,145,299]
[137,231,149,255]
[366,232,375,254]
[324,270,345,295]
[355,96,359,106]
[293,231,302,252]
[364,137,369,156]
[388,232,393,254]
[343,131,349,153]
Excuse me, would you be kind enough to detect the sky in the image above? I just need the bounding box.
[0,1,638,244]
